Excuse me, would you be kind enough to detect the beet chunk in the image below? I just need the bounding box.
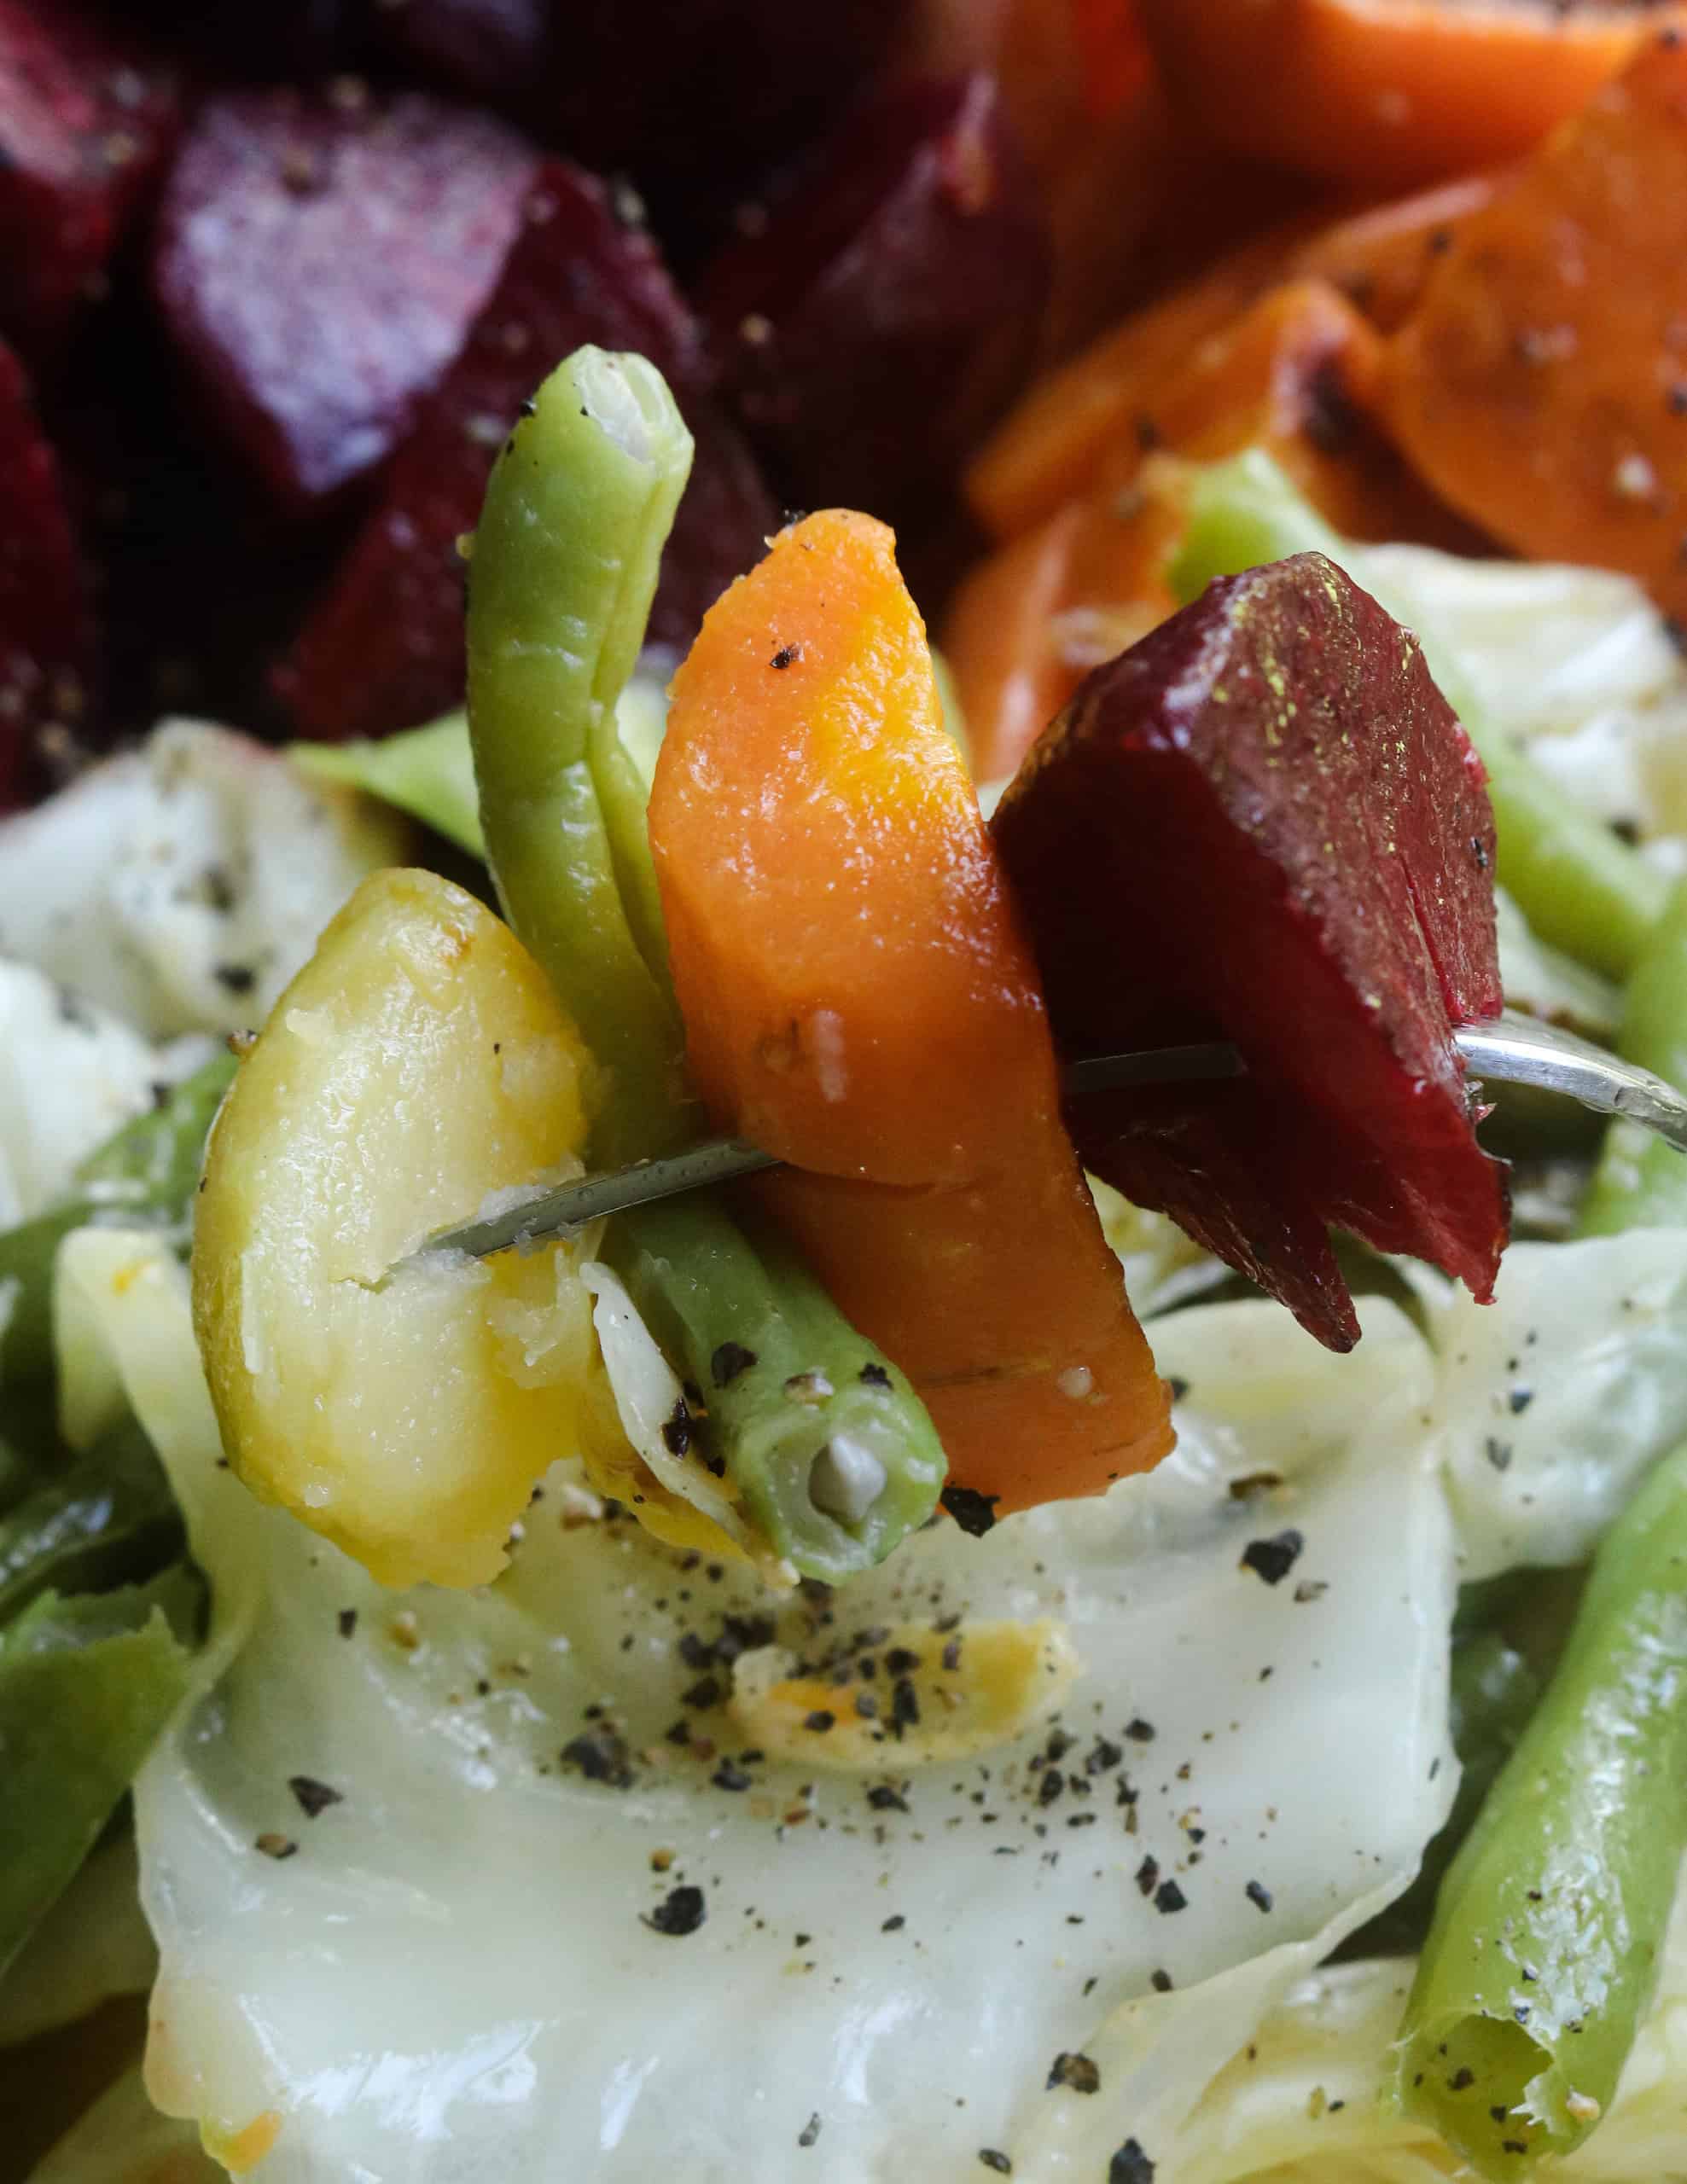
[150,85,536,510]
[0,1,178,346]
[0,340,93,808]
[990,552,1508,1350]
[276,159,775,741]
[699,73,1050,525]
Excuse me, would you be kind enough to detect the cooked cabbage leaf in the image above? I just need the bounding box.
[74,1231,1457,2181]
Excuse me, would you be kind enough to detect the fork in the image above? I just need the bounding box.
[410,1011,1687,1264]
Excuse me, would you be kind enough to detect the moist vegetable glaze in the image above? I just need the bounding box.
[8,5,1687,2181]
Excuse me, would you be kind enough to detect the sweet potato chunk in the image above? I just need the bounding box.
[0,0,178,347]
[991,552,1508,1350]
[1138,0,1652,193]
[277,159,773,740]
[151,85,535,509]
[1383,33,1687,620]
[654,509,1172,1514]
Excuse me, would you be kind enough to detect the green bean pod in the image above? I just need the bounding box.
[1393,1440,1687,2177]
[467,346,695,1167]
[1171,451,1667,979]
[466,346,951,1571]
[1579,874,1687,1235]
[606,1200,945,1582]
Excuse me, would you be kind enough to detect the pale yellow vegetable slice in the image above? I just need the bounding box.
[192,868,600,1589]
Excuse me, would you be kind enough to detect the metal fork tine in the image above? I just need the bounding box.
[405,1008,1687,1265]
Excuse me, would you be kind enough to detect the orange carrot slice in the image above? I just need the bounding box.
[651,508,1173,1519]
[1138,0,1661,194]
[1382,31,1687,617]
[963,226,1294,540]
[943,468,1186,785]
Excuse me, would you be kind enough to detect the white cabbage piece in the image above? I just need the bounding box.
[0,719,404,1040]
[67,1234,1455,2182]
[1412,1233,1687,1581]
[1360,544,1687,845]
[1117,1856,1687,2183]
[0,958,215,1228]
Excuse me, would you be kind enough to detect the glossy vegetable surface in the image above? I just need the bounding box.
[1580,875,1687,1234]
[1172,450,1669,978]
[653,506,1172,1514]
[465,348,950,1575]
[1385,34,1687,624]
[1396,1438,1687,2178]
[993,549,1506,1350]
[192,867,599,1589]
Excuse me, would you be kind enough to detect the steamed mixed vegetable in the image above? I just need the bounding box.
[10,8,1687,2184]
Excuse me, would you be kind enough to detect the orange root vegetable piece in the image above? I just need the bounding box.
[967,183,1497,544]
[1382,32,1687,619]
[1292,173,1499,334]
[944,468,1186,785]
[1099,277,1482,548]
[964,226,1294,540]
[1138,0,1660,194]
[652,508,1173,1519]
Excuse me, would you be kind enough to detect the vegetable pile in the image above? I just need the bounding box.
[9,7,1687,2184]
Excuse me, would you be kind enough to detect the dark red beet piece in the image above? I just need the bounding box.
[0,340,94,808]
[150,85,536,510]
[369,0,552,107]
[0,0,178,347]
[276,159,775,741]
[699,72,1050,525]
[990,552,1508,1351]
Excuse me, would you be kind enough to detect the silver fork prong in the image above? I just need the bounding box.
[404,1009,1687,1266]
[1452,1010,1687,1156]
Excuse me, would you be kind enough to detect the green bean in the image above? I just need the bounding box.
[607,1200,945,1581]
[1172,451,1667,979]
[0,1418,181,1624]
[1579,874,1687,1235]
[467,346,695,1166]
[0,1054,236,1388]
[1393,1440,1687,2178]
[466,346,951,1572]
[0,1565,200,1973]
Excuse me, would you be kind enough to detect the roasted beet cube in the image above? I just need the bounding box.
[276,159,774,741]
[0,340,93,807]
[0,0,178,346]
[699,73,1050,525]
[150,85,536,510]
[369,0,552,107]
[990,552,1508,1350]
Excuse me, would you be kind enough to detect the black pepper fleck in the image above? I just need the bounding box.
[336,1608,357,1638]
[288,1775,343,1820]
[978,2154,1012,2175]
[889,1678,920,1737]
[1150,1968,1173,1994]
[712,1341,758,1386]
[798,2113,822,2148]
[561,1727,634,1788]
[1241,1531,1304,1585]
[643,1885,707,1936]
[867,1784,909,1812]
[771,643,802,669]
[804,1710,836,1733]
[660,1401,693,1457]
[1110,2140,1155,2184]
[712,1760,753,1792]
[1245,1879,1273,1914]
[1135,1856,1160,1897]
[1155,1879,1188,1914]
[859,1362,892,1387]
[941,1484,999,1536]
[1485,1437,1513,1472]
[1125,1717,1156,1744]
[881,1914,905,1932]
[1046,2051,1101,2094]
